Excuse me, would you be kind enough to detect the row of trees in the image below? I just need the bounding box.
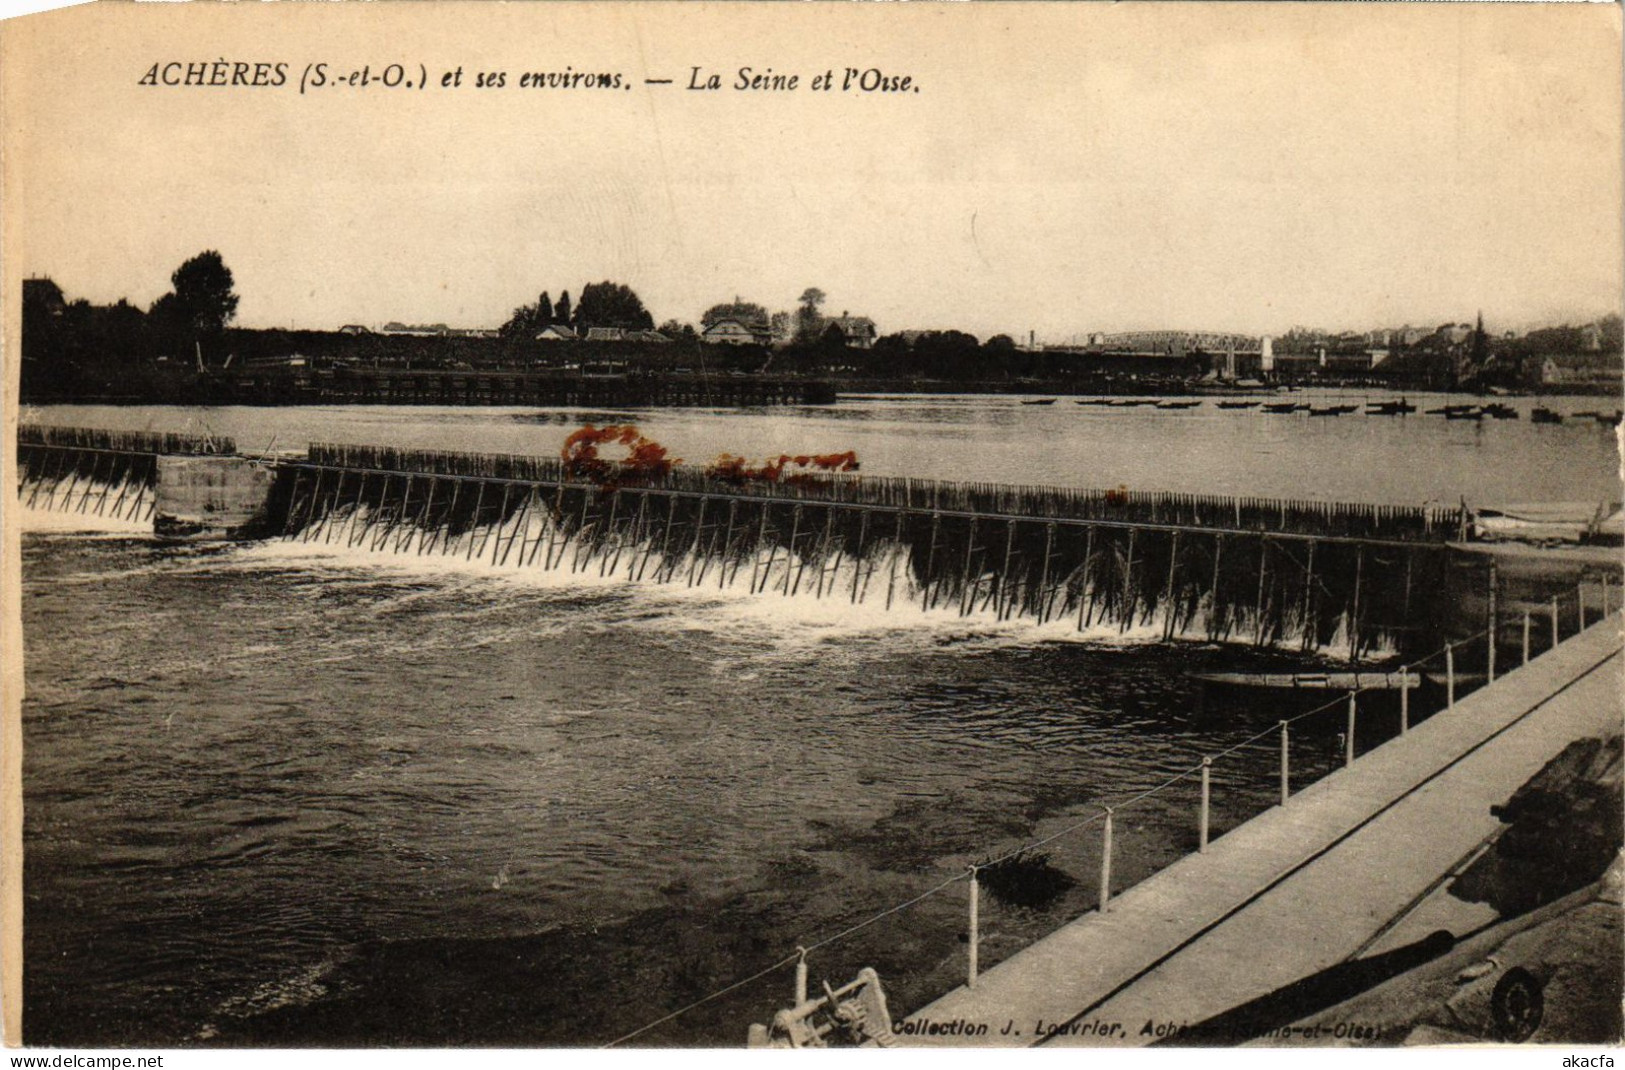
[503,285,843,344]
[500,282,654,336]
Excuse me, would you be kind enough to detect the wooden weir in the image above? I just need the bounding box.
[15,429,1481,660]
[252,442,1476,660]
[14,425,237,526]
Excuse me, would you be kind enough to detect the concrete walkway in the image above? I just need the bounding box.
[895,616,1623,1048]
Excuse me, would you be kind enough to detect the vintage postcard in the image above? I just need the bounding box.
[2,1,1621,1058]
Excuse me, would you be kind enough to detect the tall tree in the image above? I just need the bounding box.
[701,298,769,329]
[537,291,554,325]
[574,281,654,330]
[163,250,239,335]
[555,289,572,326]
[795,287,827,342]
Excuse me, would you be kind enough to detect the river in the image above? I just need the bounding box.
[19,392,1621,1046]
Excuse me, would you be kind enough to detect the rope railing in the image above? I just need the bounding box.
[606,588,1609,1047]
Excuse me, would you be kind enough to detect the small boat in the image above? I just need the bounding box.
[1156,400,1201,410]
[1021,398,1057,406]
[1483,403,1519,420]
[1111,399,1154,407]
[1191,670,1421,692]
[1531,407,1563,424]
[1076,398,1115,406]
[1307,407,1343,416]
[1216,400,1260,410]
[1367,399,1416,416]
[1445,407,1485,421]
[1262,402,1302,414]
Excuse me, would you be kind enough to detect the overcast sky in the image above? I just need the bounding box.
[6,3,1620,341]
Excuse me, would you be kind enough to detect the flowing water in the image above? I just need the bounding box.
[20,393,1621,1046]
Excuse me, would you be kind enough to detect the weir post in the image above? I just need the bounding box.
[502,487,536,567]
[1279,721,1291,805]
[319,468,348,543]
[1578,580,1587,629]
[1399,666,1409,733]
[1037,522,1056,624]
[749,502,772,594]
[1208,534,1224,642]
[795,949,809,1006]
[464,479,489,561]
[780,505,803,595]
[850,509,870,604]
[1198,757,1211,853]
[596,489,621,577]
[1253,538,1269,647]
[1098,809,1115,913]
[1299,539,1316,652]
[967,868,980,988]
[687,497,711,587]
[885,513,904,612]
[1522,610,1531,665]
[921,512,941,611]
[1078,525,1097,631]
[958,516,978,618]
[1162,530,1180,641]
[1120,528,1137,634]
[1348,545,1364,663]
[1551,595,1560,650]
[996,519,1016,620]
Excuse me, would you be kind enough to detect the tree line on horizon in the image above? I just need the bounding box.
[20,251,1624,402]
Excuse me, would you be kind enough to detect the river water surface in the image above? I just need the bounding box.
[20,393,1621,1045]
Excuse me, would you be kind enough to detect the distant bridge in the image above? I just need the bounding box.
[1048,331,1269,358]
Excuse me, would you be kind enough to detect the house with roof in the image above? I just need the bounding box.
[702,318,773,346]
[830,312,877,349]
[536,324,578,342]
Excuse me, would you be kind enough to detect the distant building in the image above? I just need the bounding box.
[338,324,370,335]
[1581,323,1604,352]
[1542,354,1622,389]
[22,277,65,319]
[585,327,628,342]
[829,312,877,349]
[701,318,773,346]
[631,329,671,344]
[535,324,578,342]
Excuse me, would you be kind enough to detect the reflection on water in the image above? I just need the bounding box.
[29,390,1622,506]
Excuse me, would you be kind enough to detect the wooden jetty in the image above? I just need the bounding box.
[894,612,1623,1047]
[201,367,836,407]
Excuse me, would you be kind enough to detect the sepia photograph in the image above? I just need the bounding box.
[2,1,1622,1054]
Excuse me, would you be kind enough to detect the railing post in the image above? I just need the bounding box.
[1486,564,1497,683]
[1198,757,1212,853]
[1522,610,1531,666]
[1398,666,1410,733]
[1445,642,1455,708]
[967,868,979,988]
[1551,595,1560,649]
[1279,721,1291,805]
[1345,692,1357,767]
[1099,809,1115,912]
[795,948,808,1006]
